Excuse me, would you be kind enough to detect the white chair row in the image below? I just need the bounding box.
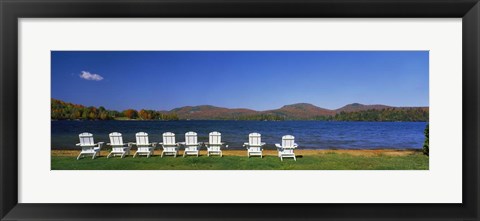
[75,131,228,159]
[76,132,298,161]
[159,131,228,157]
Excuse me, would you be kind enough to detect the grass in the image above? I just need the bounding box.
[51,149,429,170]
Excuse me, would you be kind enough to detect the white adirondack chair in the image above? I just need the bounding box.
[133,132,157,158]
[107,132,131,158]
[182,131,201,157]
[243,133,265,158]
[75,132,104,160]
[275,135,298,161]
[159,132,179,157]
[205,131,227,157]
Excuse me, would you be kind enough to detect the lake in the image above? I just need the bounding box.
[51,120,427,150]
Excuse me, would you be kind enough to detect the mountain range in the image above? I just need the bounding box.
[163,103,428,120]
[51,98,429,121]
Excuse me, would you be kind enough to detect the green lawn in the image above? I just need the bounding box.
[51,153,428,170]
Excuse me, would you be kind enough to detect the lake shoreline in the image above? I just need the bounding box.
[52,119,428,122]
[52,149,424,157]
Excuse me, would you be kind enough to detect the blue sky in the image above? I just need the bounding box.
[51,51,429,111]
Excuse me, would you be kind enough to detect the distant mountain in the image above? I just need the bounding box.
[170,105,257,120]
[335,103,392,113]
[167,103,336,120]
[266,103,336,118]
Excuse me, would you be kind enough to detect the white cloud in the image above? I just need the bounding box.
[79,71,103,81]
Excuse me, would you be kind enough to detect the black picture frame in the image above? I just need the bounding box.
[1,0,479,220]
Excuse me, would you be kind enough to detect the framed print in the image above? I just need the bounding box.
[1,0,479,220]
[49,50,430,170]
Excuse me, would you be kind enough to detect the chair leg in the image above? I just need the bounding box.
[107,152,112,159]
[133,152,137,158]
[77,152,82,160]
[92,152,96,159]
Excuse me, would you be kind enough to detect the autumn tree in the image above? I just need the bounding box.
[123,109,138,119]
[139,109,149,120]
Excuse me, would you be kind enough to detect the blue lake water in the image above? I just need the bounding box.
[51,120,427,150]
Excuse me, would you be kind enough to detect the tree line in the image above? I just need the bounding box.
[228,114,285,121]
[196,109,428,121]
[314,108,428,122]
[51,99,179,120]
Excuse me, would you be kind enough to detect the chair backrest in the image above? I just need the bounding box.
[185,131,197,145]
[209,131,221,144]
[282,135,295,148]
[109,132,124,145]
[79,132,94,146]
[163,132,176,145]
[249,133,261,145]
[136,132,149,145]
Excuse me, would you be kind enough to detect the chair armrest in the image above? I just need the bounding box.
[76,143,81,146]
[106,143,111,146]
[261,142,266,146]
[151,142,158,147]
[93,143,103,150]
[275,144,282,148]
[293,143,299,148]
